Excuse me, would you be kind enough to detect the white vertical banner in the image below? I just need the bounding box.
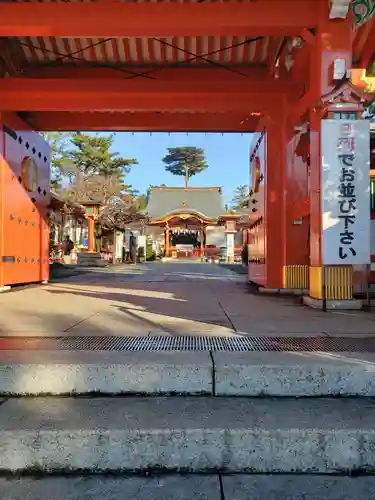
[321,119,370,265]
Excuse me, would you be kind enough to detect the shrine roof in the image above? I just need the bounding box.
[146,186,225,222]
[49,191,86,216]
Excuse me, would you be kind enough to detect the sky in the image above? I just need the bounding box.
[106,132,253,204]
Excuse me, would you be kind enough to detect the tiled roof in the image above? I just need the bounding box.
[49,191,86,215]
[146,186,224,221]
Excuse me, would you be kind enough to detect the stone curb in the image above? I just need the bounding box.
[1,475,375,499]
[0,351,212,396]
[0,397,375,473]
[0,476,221,500]
[213,352,375,397]
[1,350,375,397]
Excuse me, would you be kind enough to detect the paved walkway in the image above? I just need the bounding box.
[1,262,375,336]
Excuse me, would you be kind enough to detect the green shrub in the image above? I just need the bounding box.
[146,244,156,261]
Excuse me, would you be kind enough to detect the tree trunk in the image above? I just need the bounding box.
[184,164,189,187]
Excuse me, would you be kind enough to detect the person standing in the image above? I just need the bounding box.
[129,232,137,265]
[122,240,127,263]
[63,235,74,265]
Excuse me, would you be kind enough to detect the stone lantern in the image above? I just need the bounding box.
[77,200,106,267]
[219,214,240,264]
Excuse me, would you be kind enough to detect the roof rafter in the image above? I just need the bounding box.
[0,37,25,76]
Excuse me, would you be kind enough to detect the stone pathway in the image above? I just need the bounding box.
[1,263,375,499]
[0,262,375,336]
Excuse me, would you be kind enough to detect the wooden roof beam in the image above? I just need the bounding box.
[290,30,315,85]
[360,20,375,70]
[0,0,323,38]
[20,66,282,82]
[353,17,375,68]
[26,111,261,132]
[0,78,293,111]
[0,92,274,113]
[0,77,297,95]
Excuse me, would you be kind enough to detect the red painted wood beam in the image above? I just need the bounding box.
[0,86,280,113]
[3,77,296,95]
[0,0,322,37]
[21,66,283,83]
[26,111,260,132]
[266,37,284,73]
[360,21,375,70]
[353,17,375,66]
[288,89,313,124]
[0,81,276,112]
[291,35,313,87]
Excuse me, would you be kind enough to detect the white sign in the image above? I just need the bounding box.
[115,231,123,260]
[226,233,235,258]
[137,235,146,249]
[321,119,370,265]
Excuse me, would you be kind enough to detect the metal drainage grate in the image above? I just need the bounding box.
[3,335,375,352]
[1,336,375,352]
[59,335,230,352]
[58,336,375,352]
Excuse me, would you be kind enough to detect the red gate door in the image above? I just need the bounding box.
[1,124,50,286]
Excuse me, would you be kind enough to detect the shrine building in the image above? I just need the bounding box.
[146,186,243,261]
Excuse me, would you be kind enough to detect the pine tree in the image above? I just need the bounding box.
[231,185,249,210]
[162,146,208,187]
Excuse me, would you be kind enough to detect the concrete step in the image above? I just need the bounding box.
[1,350,375,397]
[1,396,375,473]
[1,475,375,499]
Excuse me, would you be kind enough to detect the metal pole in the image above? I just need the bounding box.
[322,265,327,312]
[366,263,371,311]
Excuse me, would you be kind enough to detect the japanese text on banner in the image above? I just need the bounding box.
[336,127,357,261]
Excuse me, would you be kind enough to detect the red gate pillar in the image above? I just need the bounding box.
[281,120,310,291]
[248,106,288,290]
[0,123,5,290]
[264,105,288,290]
[87,216,95,252]
[200,227,205,258]
[306,15,362,306]
[165,225,170,258]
